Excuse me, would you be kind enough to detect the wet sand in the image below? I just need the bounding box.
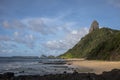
[66,59,120,74]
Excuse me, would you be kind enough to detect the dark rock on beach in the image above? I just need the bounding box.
[100,69,120,80]
[0,72,14,80]
[0,69,120,80]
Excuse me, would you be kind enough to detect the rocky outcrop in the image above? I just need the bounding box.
[0,69,120,80]
[89,20,99,33]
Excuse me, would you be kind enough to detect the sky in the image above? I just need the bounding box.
[0,0,120,57]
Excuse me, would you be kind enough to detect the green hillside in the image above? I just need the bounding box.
[59,28,120,61]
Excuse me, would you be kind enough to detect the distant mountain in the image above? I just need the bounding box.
[59,21,120,61]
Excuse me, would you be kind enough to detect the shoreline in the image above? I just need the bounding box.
[65,59,120,74]
[0,59,120,80]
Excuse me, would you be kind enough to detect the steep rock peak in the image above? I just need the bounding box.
[89,20,99,33]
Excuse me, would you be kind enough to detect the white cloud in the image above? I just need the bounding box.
[28,34,34,40]
[63,27,89,48]
[71,30,78,34]
[1,16,89,55]
[44,27,89,52]
[0,41,18,54]
[2,20,25,30]
[57,22,77,33]
[0,35,11,41]
[2,18,59,35]
[0,31,35,48]
[27,18,49,34]
[14,31,19,36]
[0,49,14,54]
[45,40,66,50]
[13,32,35,48]
[2,17,77,35]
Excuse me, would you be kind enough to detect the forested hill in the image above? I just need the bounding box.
[59,21,120,61]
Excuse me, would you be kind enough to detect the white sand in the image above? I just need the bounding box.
[66,59,120,74]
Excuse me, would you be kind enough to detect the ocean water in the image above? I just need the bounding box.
[0,58,75,76]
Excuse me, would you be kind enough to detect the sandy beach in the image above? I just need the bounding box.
[66,59,120,74]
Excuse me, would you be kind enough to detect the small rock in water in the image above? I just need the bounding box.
[63,71,67,74]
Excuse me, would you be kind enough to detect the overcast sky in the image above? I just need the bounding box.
[0,0,120,57]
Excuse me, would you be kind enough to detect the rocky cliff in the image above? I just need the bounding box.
[89,20,99,33]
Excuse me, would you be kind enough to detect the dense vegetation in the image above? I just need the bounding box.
[59,28,120,61]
